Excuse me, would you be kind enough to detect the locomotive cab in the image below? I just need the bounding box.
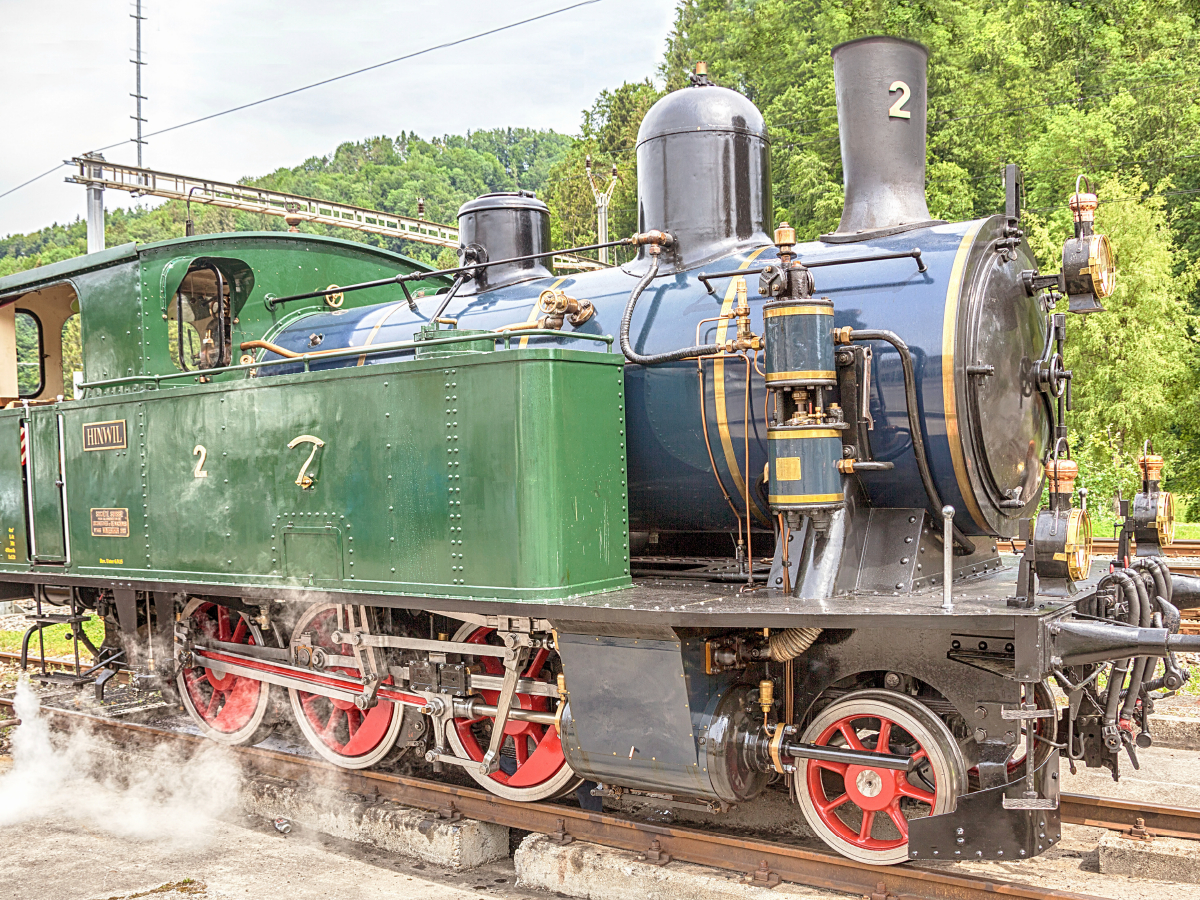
[0,280,79,403]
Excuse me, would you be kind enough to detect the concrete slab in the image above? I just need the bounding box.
[242,774,509,870]
[0,815,528,900]
[1060,745,1200,808]
[1150,714,1200,750]
[1098,830,1200,883]
[513,833,837,900]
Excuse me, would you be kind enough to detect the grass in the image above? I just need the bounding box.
[1085,519,1200,542]
[0,615,104,661]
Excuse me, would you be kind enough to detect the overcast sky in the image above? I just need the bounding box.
[0,0,678,238]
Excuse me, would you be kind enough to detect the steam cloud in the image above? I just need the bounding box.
[0,678,241,844]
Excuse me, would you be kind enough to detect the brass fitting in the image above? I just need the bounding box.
[832,325,853,345]
[1068,191,1099,224]
[538,289,595,327]
[836,458,856,474]
[1047,458,1079,494]
[758,679,774,726]
[1138,453,1165,483]
[730,278,763,351]
[774,221,796,252]
[629,229,674,247]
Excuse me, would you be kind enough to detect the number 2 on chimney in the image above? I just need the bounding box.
[888,81,912,119]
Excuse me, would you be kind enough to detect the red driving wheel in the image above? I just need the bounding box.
[178,600,274,745]
[806,714,936,853]
[445,626,580,801]
[288,604,406,769]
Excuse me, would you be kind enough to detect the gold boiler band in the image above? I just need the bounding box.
[765,370,837,383]
[768,493,844,505]
[768,429,842,440]
[763,304,835,318]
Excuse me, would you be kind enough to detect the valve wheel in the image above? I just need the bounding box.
[287,603,407,769]
[177,599,275,746]
[444,625,580,802]
[795,690,966,865]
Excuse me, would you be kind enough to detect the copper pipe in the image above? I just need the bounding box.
[240,339,397,362]
[494,317,548,333]
[752,347,767,379]
[239,340,301,359]
[694,314,735,352]
[778,514,791,595]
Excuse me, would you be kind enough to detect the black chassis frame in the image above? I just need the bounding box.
[11,562,1085,862]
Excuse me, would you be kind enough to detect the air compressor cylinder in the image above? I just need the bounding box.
[762,298,836,388]
[767,426,844,511]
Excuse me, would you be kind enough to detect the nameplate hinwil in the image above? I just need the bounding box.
[83,420,127,451]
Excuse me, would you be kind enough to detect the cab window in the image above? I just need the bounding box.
[15,310,43,397]
[168,267,231,371]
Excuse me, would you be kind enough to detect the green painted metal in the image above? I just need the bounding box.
[0,345,630,603]
[0,231,451,388]
[27,410,65,561]
[0,417,29,566]
[0,233,630,604]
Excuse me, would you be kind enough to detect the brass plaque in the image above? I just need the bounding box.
[90,508,129,538]
[83,420,127,451]
[776,456,802,481]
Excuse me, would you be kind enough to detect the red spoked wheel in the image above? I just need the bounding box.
[177,598,275,745]
[795,690,966,865]
[287,603,408,769]
[444,625,580,801]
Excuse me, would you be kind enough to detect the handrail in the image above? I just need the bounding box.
[77,329,615,392]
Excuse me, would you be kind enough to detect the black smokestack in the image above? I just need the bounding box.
[826,36,938,241]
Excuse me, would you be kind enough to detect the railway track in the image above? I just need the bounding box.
[1,700,1194,900]
[0,650,90,669]
[1003,538,1200,577]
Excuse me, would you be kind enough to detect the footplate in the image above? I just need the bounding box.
[907,751,1061,861]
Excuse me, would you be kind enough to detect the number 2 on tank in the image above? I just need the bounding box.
[888,80,911,118]
[193,444,209,478]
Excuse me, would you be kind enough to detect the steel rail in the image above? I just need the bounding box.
[1,701,1114,900]
[1059,793,1200,841]
[0,649,84,667]
[1008,538,1200,559]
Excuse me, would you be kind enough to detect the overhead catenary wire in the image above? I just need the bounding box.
[0,163,68,202]
[85,0,609,155]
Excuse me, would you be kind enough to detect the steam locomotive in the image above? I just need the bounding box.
[0,35,1194,866]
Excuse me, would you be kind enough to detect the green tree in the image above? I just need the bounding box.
[543,81,662,264]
